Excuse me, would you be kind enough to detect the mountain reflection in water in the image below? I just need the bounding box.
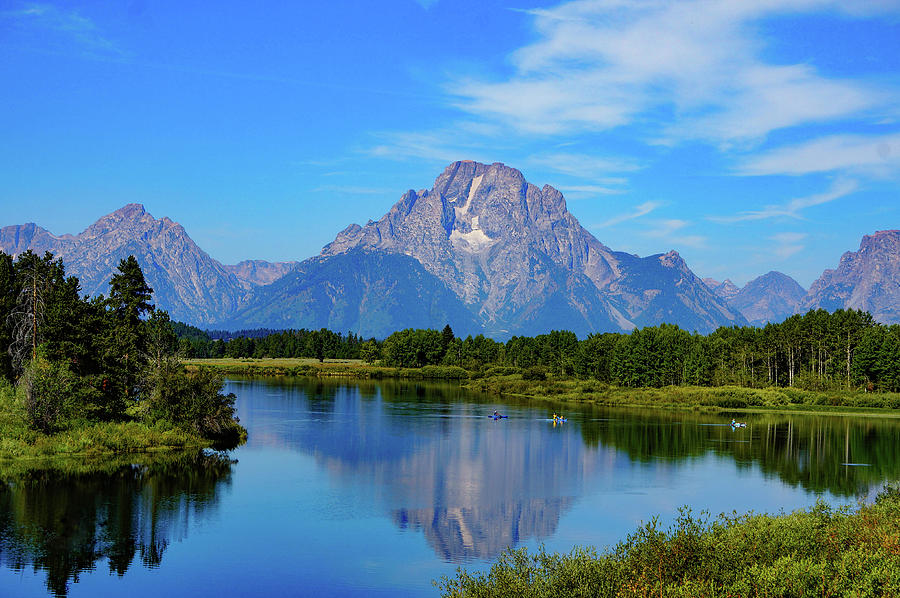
[0,451,235,597]
[394,498,575,561]
[233,378,597,562]
[231,378,900,563]
[3,379,900,597]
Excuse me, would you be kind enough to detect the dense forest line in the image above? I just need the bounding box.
[0,250,243,447]
[177,308,900,393]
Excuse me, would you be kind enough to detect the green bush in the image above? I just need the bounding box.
[18,357,80,433]
[145,361,244,447]
[438,491,900,597]
[523,366,548,381]
[485,366,520,377]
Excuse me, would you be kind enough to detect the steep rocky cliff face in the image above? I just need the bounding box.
[320,161,744,336]
[1,162,755,336]
[0,222,76,257]
[800,230,900,324]
[703,278,741,302]
[225,260,298,289]
[729,271,806,326]
[0,205,284,325]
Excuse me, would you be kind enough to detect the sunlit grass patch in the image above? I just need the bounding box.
[437,490,900,597]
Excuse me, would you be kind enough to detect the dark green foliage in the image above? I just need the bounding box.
[193,307,900,395]
[100,256,154,404]
[145,363,242,445]
[382,328,445,368]
[359,339,380,364]
[441,324,455,354]
[438,491,900,597]
[522,366,548,381]
[175,324,372,361]
[19,356,79,434]
[0,252,17,380]
[0,251,244,445]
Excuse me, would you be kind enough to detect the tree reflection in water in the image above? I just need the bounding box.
[578,408,900,497]
[0,451,235,597]
[232,378,900,564]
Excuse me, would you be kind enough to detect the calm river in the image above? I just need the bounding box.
[3,377,900,597]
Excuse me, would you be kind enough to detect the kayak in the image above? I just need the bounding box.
[489,415,508,420]
[731,422,747,428]
[552,418,567,423]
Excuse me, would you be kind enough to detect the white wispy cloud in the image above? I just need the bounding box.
[769,232,808,259]
[710,179,859,222]
[597,200,662,228]
[367,130,499,165]
[2,2,123,56]
[643,219,707,248]
[528,152,641,178]
[738,132,900,176]
[556,184,626,199]
[449,0,898,143]
[770,232,808,244]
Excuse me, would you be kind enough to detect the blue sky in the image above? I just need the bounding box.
[1,0,899,288]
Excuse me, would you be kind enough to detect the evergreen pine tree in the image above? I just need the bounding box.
[102,256,154,408]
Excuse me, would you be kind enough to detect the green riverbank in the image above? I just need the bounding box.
[0,380,244,463]
[183,357,470,380]
[438,487,900,597]
[468,375,900,416]
[185,358,900,416]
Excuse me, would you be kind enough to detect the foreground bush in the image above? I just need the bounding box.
[437,490,900,597]
[145,362,245,446]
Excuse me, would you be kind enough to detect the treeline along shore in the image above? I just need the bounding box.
[0,251,245,462]
[179,307,900,413]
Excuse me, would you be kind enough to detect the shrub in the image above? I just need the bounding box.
[522,366,548,381]
[145,361,244,446]
[485,366,520,377]
[438,491,900,597]
[18,357,80,433]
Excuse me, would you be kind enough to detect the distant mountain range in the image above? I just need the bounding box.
[706,271,807,327]
[0,204,295,325]
[227,161,745,337]
[2,161,898,337]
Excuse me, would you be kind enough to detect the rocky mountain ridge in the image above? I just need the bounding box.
[4,165,899,335]
[315,161,745,336]
[703,278,741,302]
[224,260,299,289]
[0,204,285,325]
[800,230,900,324]
[729,271,807,326]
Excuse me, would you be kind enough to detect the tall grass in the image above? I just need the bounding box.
[184,359,470,380]
[0,377,212,460]
[437,489,900,597]
[467,375,900,414]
